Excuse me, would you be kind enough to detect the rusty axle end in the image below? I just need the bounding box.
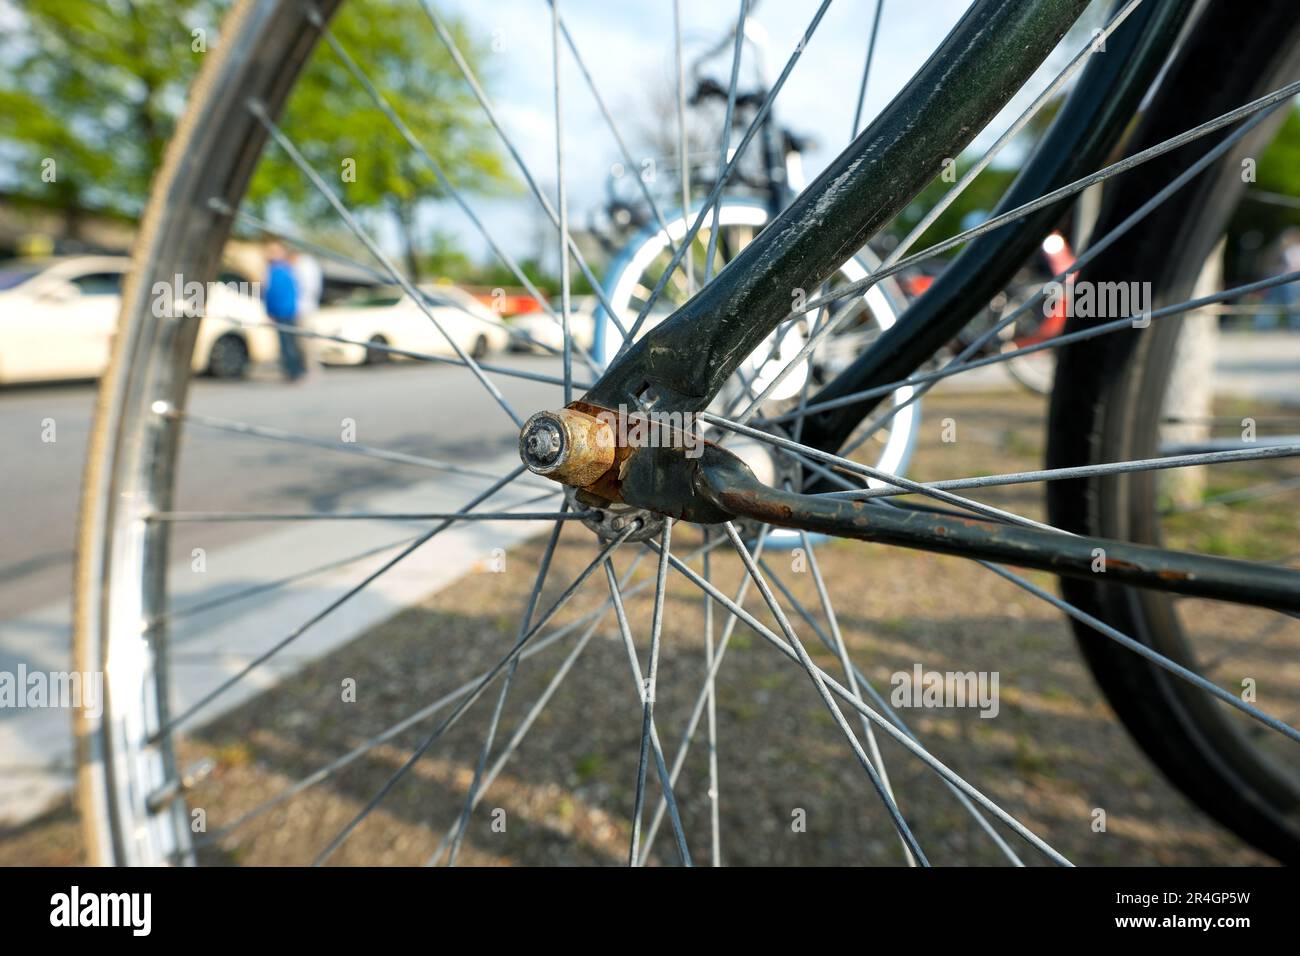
[519,408,616,488]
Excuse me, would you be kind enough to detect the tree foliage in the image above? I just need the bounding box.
[0,0,511,277]
[246,0,512,277]
[0,0,219,227]
[1226,106,1300,281]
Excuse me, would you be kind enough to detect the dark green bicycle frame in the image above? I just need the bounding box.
[587,0,1094,414]
[576,0,1300,613]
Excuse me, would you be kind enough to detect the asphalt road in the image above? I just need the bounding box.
[0,355,562,618]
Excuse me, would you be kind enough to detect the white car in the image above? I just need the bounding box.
[0,255,277,384]
[313,284,510,365]
[508,295,597,354]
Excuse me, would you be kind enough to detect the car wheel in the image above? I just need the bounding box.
[207,333,250,379]
[471,334,489,360]
[365,335,391,364]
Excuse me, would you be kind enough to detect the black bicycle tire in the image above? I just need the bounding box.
[1047,0,1300,863]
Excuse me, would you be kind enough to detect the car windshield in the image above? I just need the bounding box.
[344,288,403,307]
[427,286,495,314]
[418,287,467,309]
[0,268,39,291]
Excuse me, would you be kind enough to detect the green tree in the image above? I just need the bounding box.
[0,0,220,236]
[419,227,475,280]
[0,0,509,278]
[246,1,511,279]
[1226,106,1300,282]
[887,160,1017,257]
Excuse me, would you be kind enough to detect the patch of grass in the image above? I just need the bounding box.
[214,740,255,768]
[1012,733,1055,777]
[574,752,605,784]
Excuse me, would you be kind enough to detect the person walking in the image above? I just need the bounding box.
[289,248,323,373]
[264,241,305,381]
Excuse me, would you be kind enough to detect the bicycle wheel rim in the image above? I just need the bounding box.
[75,0,344,866]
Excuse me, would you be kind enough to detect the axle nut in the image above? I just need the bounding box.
[519,408,616,487]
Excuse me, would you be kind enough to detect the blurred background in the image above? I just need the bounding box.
[1,0,1298,865]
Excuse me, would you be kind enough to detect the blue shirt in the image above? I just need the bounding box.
[265,260,299,321]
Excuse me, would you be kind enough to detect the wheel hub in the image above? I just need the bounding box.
[565,488,666,543]
[518,408,616,488]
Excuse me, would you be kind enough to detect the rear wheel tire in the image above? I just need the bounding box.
[1047,0,1300,863]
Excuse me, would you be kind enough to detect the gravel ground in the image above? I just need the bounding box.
[4,386,1294,866]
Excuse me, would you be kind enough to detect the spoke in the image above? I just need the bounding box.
[190,603,596,857]
[797,528,914,866]
[823,443,1300,501]
[149,509,573,523]
[1201,615,1292,674]
[302,13,603,374]
[158,488,555,625]
[726,438,1300,612]
[702,412,1068,534]
[160,405,517,485]
[701,545,721,866]
[312,525,635,866]
[618,0,836,352]
[249,103,525,428]
[651,533,1071,865]
[775,267,1300,434]
[1161,437,1300,454]
[417,0,630,342]
[152,464,531,741]
[159,532,421,624]
[550,3,680,255]
[212,202,589,370]
[210,198,393,281]
[757,554,1024,865]
[722,523,930,865]
[604,555,692,866]
[445,507,570,866]
[821,77,1300,311]
[1162,474,1300,516]
[673,0,694,296]
[552,0,574,405]
[628,521,684,866]
[424,600,604,866]
[826,102,1284,456]
[731,77,1300,426]
[637,526,772,865]
[703,0,748,287]
[789,289,834,445]
[975,560,1300,746]
[727,1,1148,424]
[850,0,885,138]
[1164,415,1300,428]
[191,546,715,854]
[788,442,885,496]
[889,0,1146,271]
[1246,187,1300,211]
